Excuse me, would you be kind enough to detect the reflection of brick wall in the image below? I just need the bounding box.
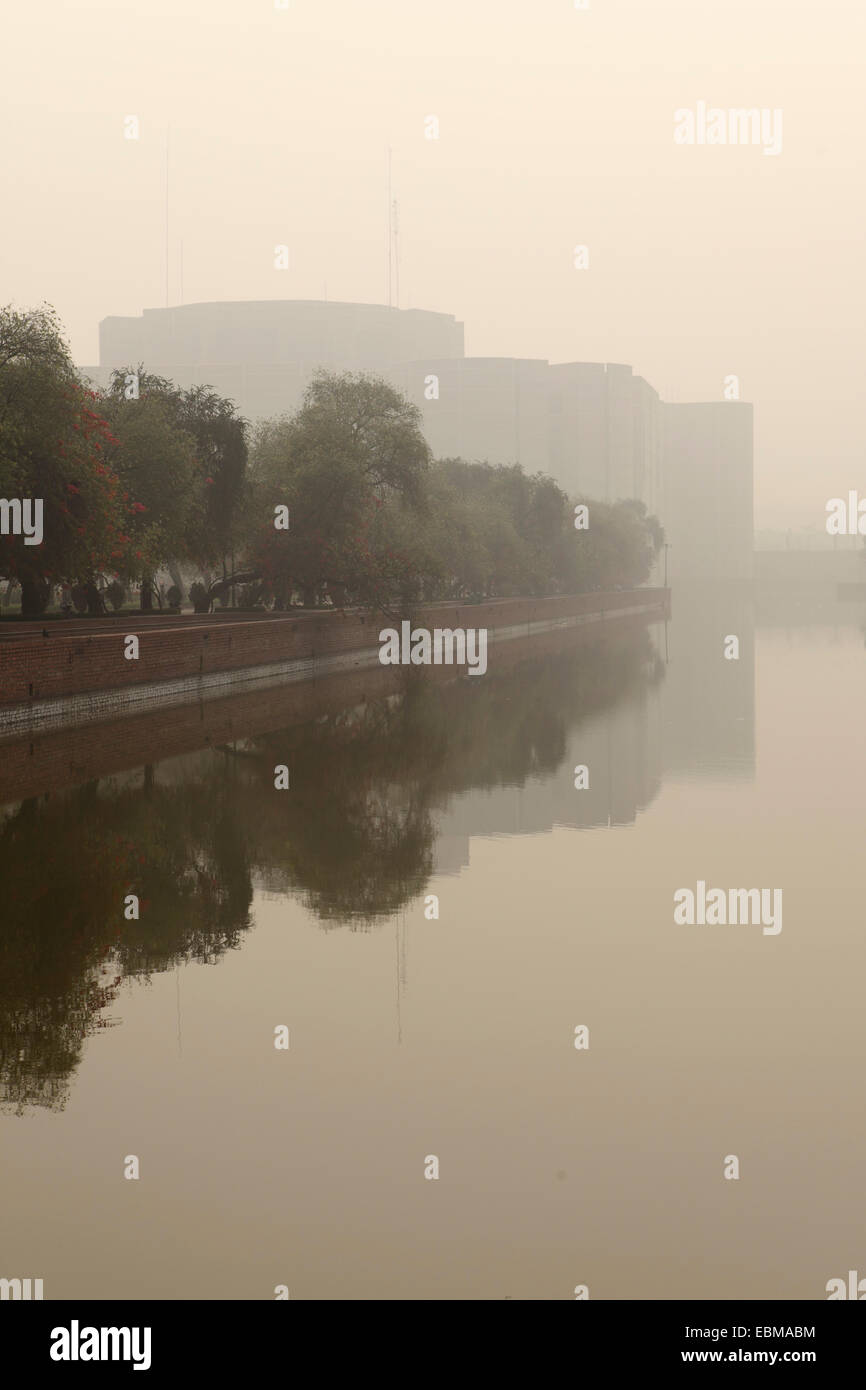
[0,606,665,808]
[0,590,668,708]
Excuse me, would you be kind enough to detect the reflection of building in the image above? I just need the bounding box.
[657,589,755,781]
[433,682,664,874]
[663,403,754,582]
[432,591,758,876]
[754,549,866,624]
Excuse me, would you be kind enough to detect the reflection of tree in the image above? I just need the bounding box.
[110,776,253,975]
[0,622,662,1111]
[231,623,663,923]
[243,699,438,924]
[0,769,254,1114]
[399,624,663,803]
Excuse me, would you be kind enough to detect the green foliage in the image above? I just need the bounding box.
[1,313,662,615]
[385,459,664,603]
[105,579,126,611]
[0,305,136,614]
[177,385,248,574]
[246,370,430,608]
[99,371,201,577]
[189,580,210,614]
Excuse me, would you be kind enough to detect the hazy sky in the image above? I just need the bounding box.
[2,0,863,528]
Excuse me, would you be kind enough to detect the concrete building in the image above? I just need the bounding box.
[84,299,754,569]
[392,356,663,515]
[662,402,754,582]
[391,356,551,473]
[548,363,662,512]
[632,374,664,520]
[88,299,465,422]
[87,302,666,518]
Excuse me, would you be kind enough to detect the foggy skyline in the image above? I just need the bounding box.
[3,0,864,530]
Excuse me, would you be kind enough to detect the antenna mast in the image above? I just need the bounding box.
[386,146,392,307]
[392,198,400,309]
[165,126,170,307]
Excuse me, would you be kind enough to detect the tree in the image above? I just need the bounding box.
[565,498,664,592]
[100,372,249,608]
[0,305,133,615]
[247,371,430,609]
[100,371,201,610]
[176,385,248,590]
[105,580,126,611]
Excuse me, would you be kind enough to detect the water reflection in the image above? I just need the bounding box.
[660,586,755,780]
[0,620,664,1112]
[0,770,253,1114]
[4,602,865,1301]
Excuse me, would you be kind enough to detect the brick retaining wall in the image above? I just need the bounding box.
[0,590,669,734]
[0,607,666,807]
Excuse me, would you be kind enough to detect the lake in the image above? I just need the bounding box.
[1,590,864,1300]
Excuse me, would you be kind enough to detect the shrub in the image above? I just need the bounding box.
[105,580,126,612]
[189,581,210,614]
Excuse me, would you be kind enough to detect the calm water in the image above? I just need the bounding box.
[1,594,865,1300]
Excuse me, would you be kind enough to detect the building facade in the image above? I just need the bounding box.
[390,356,551,473]
[85,299,754,577]
[91,299,465,423]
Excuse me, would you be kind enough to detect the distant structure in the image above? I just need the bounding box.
[391,357,551,474]
[83,298,754,580]
[434,678,665,875]
[392,357,663,519]
[86,299,464,423]
[663,402,754,582]
[548,363,663,516]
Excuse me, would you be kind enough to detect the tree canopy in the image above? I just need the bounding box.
[0,308,663,617]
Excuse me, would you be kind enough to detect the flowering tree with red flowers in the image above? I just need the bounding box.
[0,305,136,615]
[98,371,201,609]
